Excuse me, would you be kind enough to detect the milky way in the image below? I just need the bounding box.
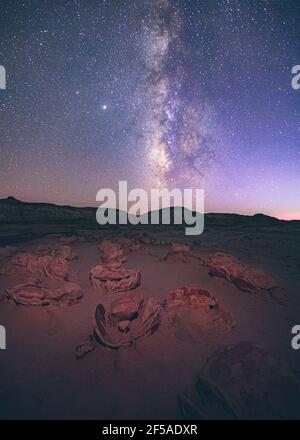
[139,0,216,188]
[0,0,299,218]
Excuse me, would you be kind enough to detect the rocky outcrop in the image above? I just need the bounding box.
[89,264,141,294]
[110,291,144,321]
[93,291,162,349]
[4,249,82,306]
[6,252,77,281]
[179,342,300,420]
[75,291,162,355]
[6,279,83,306]
[205,252,284,302]
[165,286,234,330]
[34,243,78,261]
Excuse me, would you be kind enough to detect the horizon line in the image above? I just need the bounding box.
[1,195,300,222]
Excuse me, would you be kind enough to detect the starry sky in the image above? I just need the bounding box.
[0,0,300,219]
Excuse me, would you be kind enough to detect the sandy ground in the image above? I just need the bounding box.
[0,222,300,419]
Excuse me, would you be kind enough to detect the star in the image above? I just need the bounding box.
[0,0,298,218]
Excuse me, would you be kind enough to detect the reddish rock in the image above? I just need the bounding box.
[6,281,45,306]
[93,294,162,349]
[35,243,78,261]
[179,342,300,419]
[89,264,141,294]
[165,286,234,336]
[8,252,76,282]
[110,291,144,321]
[51,244,78,261]
[45,281,83,305]
[46,256,73,280]
[206,252,282,301]
[4,251,81,306]
[166,286,217,309]
[5,280,83,306]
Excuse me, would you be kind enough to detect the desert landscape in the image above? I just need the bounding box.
[1,0,300,426]
[0,197,300,420]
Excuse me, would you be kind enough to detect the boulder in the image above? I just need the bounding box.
[166,286,216,309]
[6,281,45,306]
[51,244,78,261]
[4,251,81,306]
[93,294,162,349]
[8,252,77,282]
[110,291,144,321]
[5,279,83,306]
[35,243,78,261]
[89,264,141,294]
[205,252,282,302]
[179,342,300,420]
[45,281,83,305]
[165,286,233,329]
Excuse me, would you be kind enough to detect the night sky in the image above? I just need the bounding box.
[0,0,300,219]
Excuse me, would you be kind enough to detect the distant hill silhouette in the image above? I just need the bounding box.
[0,196,296,226]
[0,196,96,223]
